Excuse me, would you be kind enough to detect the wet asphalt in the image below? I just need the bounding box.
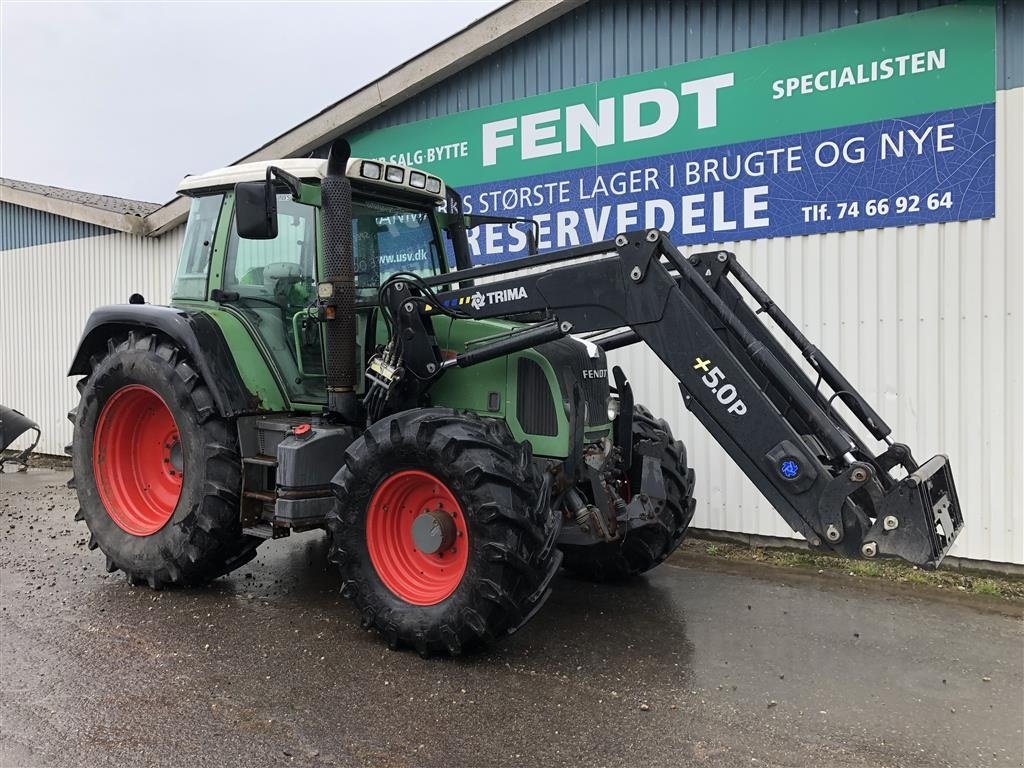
[1,468,1022,768]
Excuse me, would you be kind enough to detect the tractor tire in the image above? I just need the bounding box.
[327,408,561,655]
[560,404,696,581]
[70,331,259,588]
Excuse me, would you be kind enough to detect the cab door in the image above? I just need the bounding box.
[220,192,326,405]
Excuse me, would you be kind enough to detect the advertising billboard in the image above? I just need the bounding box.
[350,2,996,263]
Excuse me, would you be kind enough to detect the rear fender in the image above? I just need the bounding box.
[68,304,262,418]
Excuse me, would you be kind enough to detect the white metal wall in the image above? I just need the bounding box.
[0,227,183,457]
[608,88,1024,565]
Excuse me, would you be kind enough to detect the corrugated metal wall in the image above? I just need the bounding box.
[0,227,183,456]
[0,203,110,250]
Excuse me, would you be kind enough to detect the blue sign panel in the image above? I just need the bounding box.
[457,105,996,263]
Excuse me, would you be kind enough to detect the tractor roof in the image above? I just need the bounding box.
[176,157,446,204]
[176,158,327,193]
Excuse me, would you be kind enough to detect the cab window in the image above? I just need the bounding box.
[171,194,223,300]
[226,195,316,293]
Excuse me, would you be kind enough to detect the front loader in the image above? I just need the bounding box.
[68,139,963,654]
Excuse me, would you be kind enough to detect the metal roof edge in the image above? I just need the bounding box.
[0,185,148,236]
[142,0,586,237]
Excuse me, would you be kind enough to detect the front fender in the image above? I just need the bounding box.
[68,304,260,418]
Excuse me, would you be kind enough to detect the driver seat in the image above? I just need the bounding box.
[263,261,303,307]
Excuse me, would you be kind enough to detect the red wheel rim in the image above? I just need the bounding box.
[92,385,183,536]
[365,470,469,605]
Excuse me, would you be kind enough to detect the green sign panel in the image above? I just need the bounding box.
[349,2,996,258]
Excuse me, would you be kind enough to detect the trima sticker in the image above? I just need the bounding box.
[444,285,529,310]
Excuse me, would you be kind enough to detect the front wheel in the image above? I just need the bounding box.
[71,332,259,588]
[560,404,696,581]
[327,409,561,655]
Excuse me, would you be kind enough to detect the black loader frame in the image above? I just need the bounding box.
[376,229,963,570]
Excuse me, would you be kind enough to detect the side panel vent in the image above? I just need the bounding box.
[517,358,558,436]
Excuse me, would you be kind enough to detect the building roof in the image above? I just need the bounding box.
[0,177,160,235]
[1,178,161,217]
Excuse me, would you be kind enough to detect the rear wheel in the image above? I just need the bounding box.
[328,409,561,655]
[70,332,259,588]
[560,404,696,581]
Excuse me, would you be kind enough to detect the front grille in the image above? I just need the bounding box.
[517,358,558,436]
[536,338,609,428]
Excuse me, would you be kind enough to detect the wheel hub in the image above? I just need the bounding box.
[411,509,457,555]
[163,435,184,477]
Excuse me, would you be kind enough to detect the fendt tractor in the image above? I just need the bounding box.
[68,140,963,654]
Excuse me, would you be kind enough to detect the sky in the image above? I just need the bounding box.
[0,1,505,203]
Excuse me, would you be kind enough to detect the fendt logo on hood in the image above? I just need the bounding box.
[444,286,529,310]
[582,368,607,379]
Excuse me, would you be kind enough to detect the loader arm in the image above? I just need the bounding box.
[375,229,963,569]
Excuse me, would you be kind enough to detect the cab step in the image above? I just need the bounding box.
[242,523,285,540]
[243,455,277,468]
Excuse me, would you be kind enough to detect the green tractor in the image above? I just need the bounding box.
[69,140,962,654]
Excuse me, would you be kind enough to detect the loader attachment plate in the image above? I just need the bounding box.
[867,455,964,570]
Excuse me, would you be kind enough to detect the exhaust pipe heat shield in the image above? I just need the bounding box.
[320,138,358,423]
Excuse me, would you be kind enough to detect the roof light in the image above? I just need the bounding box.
[425,177,442,194]
[361,161,382,180]
[385,166,404,183]
[409,171,426,189]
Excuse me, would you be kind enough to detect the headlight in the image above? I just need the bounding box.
[607,396,620,421]
[385,165,404,183]
[360,161,382,180]
[409,171,427,189]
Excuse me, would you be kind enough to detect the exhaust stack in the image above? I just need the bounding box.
[320,139,358,423]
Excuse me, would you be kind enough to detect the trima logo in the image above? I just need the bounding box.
[484,287,529,305]
[444,286,530,310]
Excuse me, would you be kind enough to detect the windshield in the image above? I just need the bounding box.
[352,198,442,300]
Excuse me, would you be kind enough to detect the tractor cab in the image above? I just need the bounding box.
[173,157,452,405]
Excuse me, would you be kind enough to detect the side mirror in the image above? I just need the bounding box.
[235,181,277,239]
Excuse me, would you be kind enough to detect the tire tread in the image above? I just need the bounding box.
[69,332,258,588]
[328,408,560,655]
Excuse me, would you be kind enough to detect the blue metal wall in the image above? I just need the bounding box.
[354,0,1019,138]
[0,202,113,251]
